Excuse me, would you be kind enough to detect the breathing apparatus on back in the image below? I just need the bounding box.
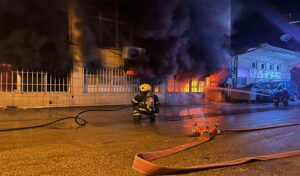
[139,84,155,113]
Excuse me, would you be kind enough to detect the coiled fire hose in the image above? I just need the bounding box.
[0,105,131,132]
[132,122,300,175]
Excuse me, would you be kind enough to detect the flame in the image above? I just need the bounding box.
[0,63,14,72]
[209,67,227,87]
[168,79,175,92]
[0,64,12,69]
[126,70,135,76]
[199,81,205,92]
[168,78,205,93]
[191,80,198,92]
[180,80,190,92]
[154,85,160,92]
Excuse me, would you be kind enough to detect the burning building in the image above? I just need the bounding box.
[0,0,232,108]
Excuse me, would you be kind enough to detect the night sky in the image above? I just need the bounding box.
[231,0,300,54]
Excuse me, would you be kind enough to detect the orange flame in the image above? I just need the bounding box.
[154,85,160,92]
[181,80,190,92]
[168,78,205,93]
[209,67,227,87]
[126,70,135,76]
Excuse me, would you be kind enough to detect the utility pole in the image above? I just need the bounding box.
[234,56,238,88]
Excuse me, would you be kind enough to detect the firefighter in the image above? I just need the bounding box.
[131,84,160,121]
[273,85,289,107]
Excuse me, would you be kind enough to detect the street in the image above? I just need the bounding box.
[0,103,299,176]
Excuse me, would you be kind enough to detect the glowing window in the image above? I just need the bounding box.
[168,79,175,92]
[180,80,190,92]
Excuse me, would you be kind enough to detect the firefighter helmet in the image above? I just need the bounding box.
[139,84,151,92]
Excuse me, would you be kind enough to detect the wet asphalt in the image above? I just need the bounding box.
[0,102,299,176]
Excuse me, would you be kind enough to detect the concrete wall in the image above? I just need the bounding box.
[166,93,205,105]
[97,49,124,68]
[0,92,136,109]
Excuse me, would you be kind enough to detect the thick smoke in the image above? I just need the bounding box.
[123,0,231,80]
[70,0,99,72]
[0,0,98,72]
[0,0,72,71]
[0,0,230,78]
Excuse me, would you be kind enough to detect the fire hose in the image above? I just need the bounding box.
[2,105,299,174]
[0,105,131,132]
[132,122,300,175]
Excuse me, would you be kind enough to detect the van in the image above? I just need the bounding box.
[255,81,298,102]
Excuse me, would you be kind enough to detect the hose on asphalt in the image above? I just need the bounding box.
[0,105,132,132]
[132,122,300,175]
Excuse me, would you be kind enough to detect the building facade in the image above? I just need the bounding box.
[229,44,300,88]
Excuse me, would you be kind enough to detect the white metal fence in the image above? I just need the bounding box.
[0,68,145,94]
[0,70,71,93]
[83,68,140,93]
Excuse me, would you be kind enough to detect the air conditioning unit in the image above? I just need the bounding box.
[122,46,146,60]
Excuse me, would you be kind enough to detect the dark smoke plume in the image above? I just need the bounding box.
[70,0,100,72]
[0,0,73,71]
[122,0,231,80]
[0,0,231,78]
[0,0,98,72]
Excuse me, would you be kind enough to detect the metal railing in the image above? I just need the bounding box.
[83,68,139,93]
[0,70,71,93]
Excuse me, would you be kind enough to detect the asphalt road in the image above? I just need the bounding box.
[0,102,299,175]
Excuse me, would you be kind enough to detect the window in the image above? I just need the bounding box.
[191,80,205,93]
[277,65,280,71]
[261,64,265,69]
[252,62,256,68]
[97,2,131,48]
[238,78,246,87]
[167,79,204,93]
[100,21,116,47]
[168,79,175,92]
[118,24,130,48]
[269,64,273,70]
[191,80,198,92]
[180,80,190,92]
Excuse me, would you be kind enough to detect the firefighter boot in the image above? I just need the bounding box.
[149,113,156,121]
[133,110,141,121]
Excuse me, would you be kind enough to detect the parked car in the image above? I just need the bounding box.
[255,81,298,102]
